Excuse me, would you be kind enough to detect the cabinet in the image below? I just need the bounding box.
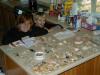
[0,2,16,31]
[5,55,28,75]
[0,2,16,44]
[0,50,28,75]
[0,49,100,75]
[59,56,100,75]
[0,50,5,73]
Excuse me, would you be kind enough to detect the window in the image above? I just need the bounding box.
[96,0,100,13]
[80,0,91,12]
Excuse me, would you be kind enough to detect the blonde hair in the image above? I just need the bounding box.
[33,12,46,21]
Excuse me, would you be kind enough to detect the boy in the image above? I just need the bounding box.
[32,12,48,36]
[33,12,64,36]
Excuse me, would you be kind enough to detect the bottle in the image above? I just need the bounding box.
[29,0,37,12]
[0,70,5,75]
[57,0,63,16]
[58,14,61,21]
[0,72,5,75]
[49,0,55,16]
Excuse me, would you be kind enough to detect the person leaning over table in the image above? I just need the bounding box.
[2,13,35,45]
[32,12,49,37]
[2,12,52,45]
[2,11,64,45]
[32,11,64,37]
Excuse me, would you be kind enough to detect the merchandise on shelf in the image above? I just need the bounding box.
[64,0,73,16]
[49,0,55,16]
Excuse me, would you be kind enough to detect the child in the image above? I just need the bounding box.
[33,12,63,35]
[32,12,48,36]
[2,13,34,45]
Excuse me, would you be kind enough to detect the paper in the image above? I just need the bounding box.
[12,40,24,47]
[21,36,37,48]
[11,36,38,48]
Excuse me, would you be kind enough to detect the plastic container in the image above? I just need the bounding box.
[34,52,45,61]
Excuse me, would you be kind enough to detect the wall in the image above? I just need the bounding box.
[37,0,64,7]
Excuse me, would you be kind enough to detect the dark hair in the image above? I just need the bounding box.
[16,13,33,25]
